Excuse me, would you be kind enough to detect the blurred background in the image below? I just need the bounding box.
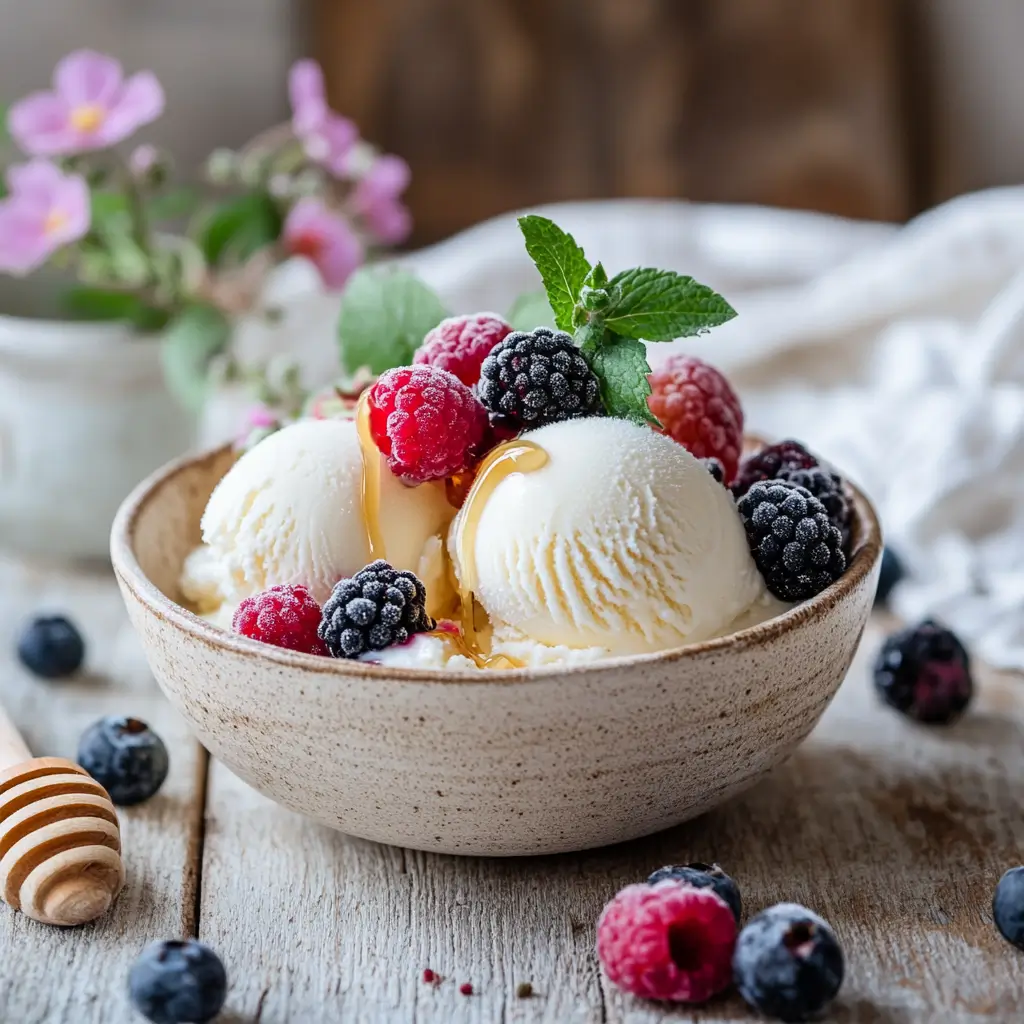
[2,0,1024,243]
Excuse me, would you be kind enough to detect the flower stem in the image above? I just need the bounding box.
[116,149,153,263]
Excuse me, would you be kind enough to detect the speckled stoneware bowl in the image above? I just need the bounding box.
[111,444,881,856]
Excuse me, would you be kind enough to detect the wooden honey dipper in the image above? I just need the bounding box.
[0,704,124,926]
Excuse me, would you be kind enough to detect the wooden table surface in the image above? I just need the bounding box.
[1,553,1023,1023]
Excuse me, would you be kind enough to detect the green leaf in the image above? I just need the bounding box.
[90,191,132,236]
[603,268,736,341]
[107,236,152,287]
[61,287,169,332]
[337,266,448,375]
[585,332,659,426]
[147,187,200,222]
[160,304,231,413]
[507,290,555,332]
[198,192,282,266]
[517,215,591,333]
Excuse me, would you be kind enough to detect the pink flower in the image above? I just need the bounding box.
[351,155,412,245]
[288,59,356,176]
[283,199,363,290]
[0,161,90,275]
[8,49,164,157]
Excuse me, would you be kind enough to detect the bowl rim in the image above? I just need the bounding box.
[111,442,883,686]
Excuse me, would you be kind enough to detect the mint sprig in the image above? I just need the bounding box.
[518,215,736,425]
[517,215,591,333]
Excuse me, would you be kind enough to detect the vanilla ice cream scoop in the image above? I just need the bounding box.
[191,418,453,607]
[449,417,763,655]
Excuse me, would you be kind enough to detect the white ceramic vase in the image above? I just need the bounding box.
[0,312,192,561]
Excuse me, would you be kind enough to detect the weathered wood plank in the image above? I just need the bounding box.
[0,555,206,1024]
[199,618,1024,1022]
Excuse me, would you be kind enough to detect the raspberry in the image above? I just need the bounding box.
[477,328,602,429]
[647,355,744,483]
[319,560,434,658]
[232,585,329,656]
[367,365,488,483]
[596,881,737,1003]
[414,313,512,387]
[732,439,817,496]
[873,619,973,724]
[738,481,846,601]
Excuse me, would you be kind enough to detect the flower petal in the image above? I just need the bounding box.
[54,49,124,106]
[321,114,359,175]
[361,155,411,200]
[316,216,364,289]
[49,173,92,246]
[0,202,52,276]
[282,200,363,290]
[5,159,67,212]
[7,92,77,156]
[289,59,328,132]
[97,71,165,146]
[364,198,412,246]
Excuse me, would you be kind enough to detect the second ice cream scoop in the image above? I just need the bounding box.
[449,417,763,656]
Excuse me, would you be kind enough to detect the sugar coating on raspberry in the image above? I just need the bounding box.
[414,313,512,387]
[232,585,329,656]
[647,355,744,483]
[597,881,737,1003]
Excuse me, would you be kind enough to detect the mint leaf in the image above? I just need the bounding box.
[517,215,591,333]
[507,290,555,331]
[161,304,231,413]
[337,266,447,375]
[585,333,659,426]
[604,268,736,341]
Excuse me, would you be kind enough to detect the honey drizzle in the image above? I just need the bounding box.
[453,439,549,653]
[426,629,523,670]
[355,392,386,560]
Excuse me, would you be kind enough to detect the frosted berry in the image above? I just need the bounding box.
[78,716,169,806]
[648,863,742,923]
[994,867,1024,950]
[733,904,844,1022]
[414,313,512,387]
[875,547,904,606]
[596,880,737,1003]
[129,939,227,1024]
[319,560,434,658]
[17,615,85,679]
[647,355,744,483]
[232,585,329,657]
[732,439,817,496]
[738,480,846,601]
[700,457,726,484]
[873,619,972,724]
[477,327,601,429]
[367,365,487,483]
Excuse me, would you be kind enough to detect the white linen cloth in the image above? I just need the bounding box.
[228,192,1024,669]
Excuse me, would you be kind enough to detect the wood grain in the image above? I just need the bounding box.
[0,555,206,1024]
[198,617,1024,1022]
[315,0,911,244]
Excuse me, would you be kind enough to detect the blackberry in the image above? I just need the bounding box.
[319,560,434,659]
[737,481,846,602]
[700,457,726,484]
[873,619,972,724]
[733,904,844,1022]
[731,440,817,497]
[477,327,601,429]
[647,862,742,922]
[778,465,851,549]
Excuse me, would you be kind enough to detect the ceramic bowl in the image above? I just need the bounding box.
[111,445,881,856]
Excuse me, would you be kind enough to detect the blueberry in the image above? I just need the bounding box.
[17,615,85,679]
[733,903,844,1022]
[129,939,227,1024]
[994,867,1024,950]
[873,619,973,724]
[78,716,169,805]
[874,547,904,607]
[647,862,742,922]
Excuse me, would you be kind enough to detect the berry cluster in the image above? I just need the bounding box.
[597,860,845,1018]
